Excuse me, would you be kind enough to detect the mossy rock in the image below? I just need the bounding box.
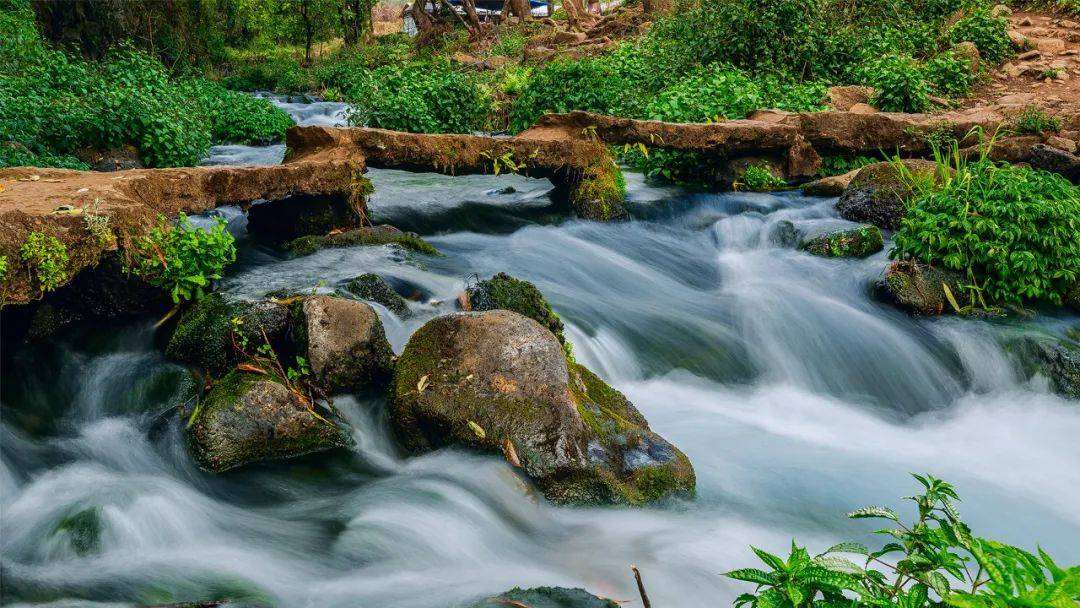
[465,272,565,343]
[469,587,619,608]
[52,507,101,556]
[389,310,695,506]
[1009,335,1080,400]
[284,224,439,257]
[801,225,884,258]
[187,370,351,473]
[165,294,290,376]
[874,262,968,316]
[837,160,942,230]
[570,162,628,221]
[345,273,411,317]
[292,295,394,393]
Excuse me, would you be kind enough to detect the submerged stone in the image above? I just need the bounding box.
[166,294,290,376]
[837,160,941,230]
[1010,336,1080,400]
[284,224,439,257]
[875,262,968,316]
[345,273,411,316]
[469,587,619,608]
[52,507,101,556]
[292,295,394,393]
[801,225,884,258]
[464,272,566,343]
[187,370,351,473]
[389,310,695,506]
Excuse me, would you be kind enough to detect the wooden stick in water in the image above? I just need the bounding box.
[631,565,652,608]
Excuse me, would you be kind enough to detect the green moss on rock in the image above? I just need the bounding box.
[469,587,619,608]
[466,272,566,343]
[52,507,101,556]
[389,310,694,506]
[801,225,884,258]
[284,225,439,257]
[187,370,351,473]
[345,273,411,317]
[570,161,628,221]
[838,160,943,229]
[165,294,290,376]
[875,262,968,316]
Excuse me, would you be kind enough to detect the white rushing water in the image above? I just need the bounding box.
[3,99,1079,608]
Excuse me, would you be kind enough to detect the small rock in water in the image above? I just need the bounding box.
[166,294,291,376]
[837,160,941,229]
[293,295,394,393]
[345,273,412,317]
[800,225,884,258]
[485,185,517,195]
[469,586,619,608]
[463,272,566,343]
[874,262,968,316]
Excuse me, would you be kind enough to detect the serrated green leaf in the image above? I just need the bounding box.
[849,506,901,522]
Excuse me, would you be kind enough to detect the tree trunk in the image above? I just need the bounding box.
[411,0,435,34]
[342,0,358,45]
[460,0,483,31]
[500,0,513,21]
[301,0,313,64]
[508,0,531,20]
[561,0,589,28]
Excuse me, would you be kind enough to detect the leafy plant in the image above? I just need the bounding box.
[818,155,878,177]
[890,140,1080,307]
[19,231,68,293]
[0,254,8,283]
[948,9,1013,65]
[126,213,237,304]
[726,474,1079,608]
[861,53,930,113]
[924,50,976,98]
[737,164,786,192]
[1012,106,1062,135]
[83,199,115,248]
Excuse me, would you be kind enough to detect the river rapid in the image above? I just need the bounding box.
[2,96,1078,608]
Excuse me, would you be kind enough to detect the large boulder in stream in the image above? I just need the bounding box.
[837,160,941,229]
[390,310,695,506]
[187,370,352,473]
[469,587,619,608]
[463,272,566,344]
[800,225,884,258]
[291,295,394,393]
[875,262,968,316]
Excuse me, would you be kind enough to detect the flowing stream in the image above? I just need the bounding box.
[2,97,1079,608]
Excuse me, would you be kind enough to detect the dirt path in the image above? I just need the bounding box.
[962,11,1080,118]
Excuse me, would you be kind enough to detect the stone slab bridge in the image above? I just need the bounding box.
[0,107,1009,305]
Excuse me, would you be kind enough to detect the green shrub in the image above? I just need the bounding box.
[817,155,878,177]
[127,213,237,304]
[509,58,628,132]
[923,50,976,98]
[184,79,294,144]
[646,64,763,122]
[891,146,1080,307]
[726,474,1079,608]
[860,53,930,113]
[0,254,8,283]
[738,164,786,191]
[948,9,1012,65]
[1012,105,1062,135]
[20,231,69,293]
[344,61,490,134]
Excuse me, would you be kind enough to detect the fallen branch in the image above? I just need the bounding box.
[631,565,651,608]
